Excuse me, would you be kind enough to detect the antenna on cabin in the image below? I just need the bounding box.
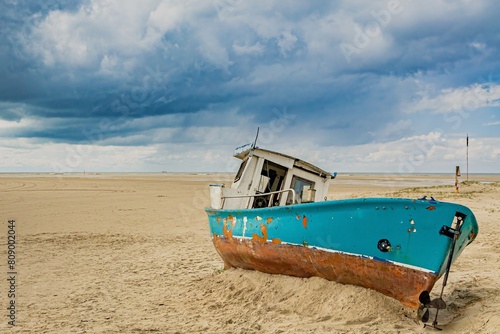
[252,127,260,148]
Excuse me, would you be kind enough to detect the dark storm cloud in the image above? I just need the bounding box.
[0,0,499,150]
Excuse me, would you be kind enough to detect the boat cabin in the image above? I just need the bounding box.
[210,144,335,210]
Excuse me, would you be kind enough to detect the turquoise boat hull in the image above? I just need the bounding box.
[206,197,478,308]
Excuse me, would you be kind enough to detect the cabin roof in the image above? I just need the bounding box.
[234,147,335,179]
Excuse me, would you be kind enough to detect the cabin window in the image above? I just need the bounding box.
[252,160,287,208]
[288,176,315,204]
[234,157,248,182]
[259,161,286,192]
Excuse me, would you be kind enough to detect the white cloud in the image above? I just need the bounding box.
[195,27,232,71]
[0,110,45,136]
[273,131,500,174]
[406,83,500,114]
[0,139,159,172]
[23,0,209,69]
[232,42,264,56]
[98,54,119,75]
[22,0,261,74]
[0,118,33,132]
[147,1,187,34]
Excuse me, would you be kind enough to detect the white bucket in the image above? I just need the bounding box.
[302,188,316,203]
[209,184,224,209]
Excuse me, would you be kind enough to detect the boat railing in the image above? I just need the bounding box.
[221,188,297,207]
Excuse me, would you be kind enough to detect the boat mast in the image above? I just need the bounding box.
[252,127,260,148]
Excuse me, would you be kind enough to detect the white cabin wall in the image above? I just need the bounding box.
[256,151,295,170]
[283,167,331,203]
[223,148,333,208]
[223,156,257,209]
[221,188,248,209]
[280,171,295,206]
[316,179,331,202]
[231,156,254,190]
[249,157,265,195]
[225,155,266,209]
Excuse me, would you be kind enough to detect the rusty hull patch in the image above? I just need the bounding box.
[213,235,439,309]
[222,217,233,240]
[252,224,268,244]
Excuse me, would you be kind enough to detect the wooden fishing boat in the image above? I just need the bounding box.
[205,144,478,326]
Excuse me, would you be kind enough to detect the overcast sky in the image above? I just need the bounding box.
[1,0,499,173]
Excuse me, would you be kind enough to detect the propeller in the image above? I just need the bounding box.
[421,308,430,323]
[419,212,466,330]
[430,298,446,309]
[419,291,447,329]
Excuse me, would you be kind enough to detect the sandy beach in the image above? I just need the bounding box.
[0,173,498,333]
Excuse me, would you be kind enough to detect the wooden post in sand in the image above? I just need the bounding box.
[455,166,461,193]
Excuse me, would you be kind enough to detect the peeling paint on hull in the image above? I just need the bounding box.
[213,235,439,308]
[206,197,478,309]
